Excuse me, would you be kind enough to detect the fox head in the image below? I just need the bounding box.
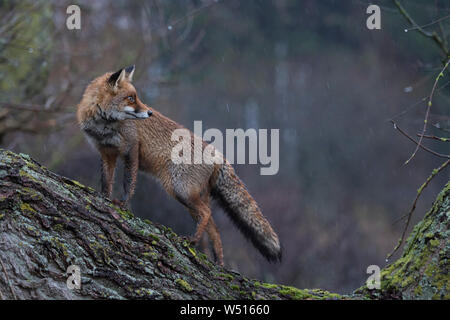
[77,65,152,123]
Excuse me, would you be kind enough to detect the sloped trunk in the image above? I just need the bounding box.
[0,149,448,299]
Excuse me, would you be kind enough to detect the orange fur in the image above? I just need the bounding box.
[77,66,281,265]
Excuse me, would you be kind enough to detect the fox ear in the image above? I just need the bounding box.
[125,65,135,82]
[108,68,126,90]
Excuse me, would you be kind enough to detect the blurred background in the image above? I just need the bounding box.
[1,0,449,294]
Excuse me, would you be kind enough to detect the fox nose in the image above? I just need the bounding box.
[147,110,153,117]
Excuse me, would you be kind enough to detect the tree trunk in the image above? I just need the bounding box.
[0,149,448,299]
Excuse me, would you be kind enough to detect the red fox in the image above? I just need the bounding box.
[76,66,282,265]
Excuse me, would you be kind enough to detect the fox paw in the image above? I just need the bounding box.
[112,199,127,208]
[187,236,199,246]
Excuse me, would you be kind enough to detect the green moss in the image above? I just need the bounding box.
[198,252,209,262]
[19,169,38,182]
[110,204,134,220]
[239,290,248,297]
[142,251,158,260]
[134,287,155,298]
[260,283,279,289]
[20,202,36,214]
[25,224,41,236]
[364,181,450,298]
[50,237,69,257]
[278,286,313,299]
[19,154,39,171]
[188,247,197,257]
[148,233,159,242]
[256,282,342,300]
[229,284,240,291]
[18,187,43,200]
[424,232,434,239]
[70,180,86,189]
[175,278,193,292]
[214,272,234,281]
[414,285,422,296]
[401,275,415,288]
[89,240,111,264]
[429,239,440,247]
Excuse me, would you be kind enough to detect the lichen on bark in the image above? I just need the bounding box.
[0,149,448,300]
[0,149,340,300]
[355,182,450,299]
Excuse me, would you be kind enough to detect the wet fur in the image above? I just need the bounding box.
[77,68,282,265]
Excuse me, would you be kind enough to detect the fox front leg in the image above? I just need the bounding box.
[100,151,118,198]
[117,145,139,207]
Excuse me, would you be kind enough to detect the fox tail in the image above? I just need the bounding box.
[211,162,282,262]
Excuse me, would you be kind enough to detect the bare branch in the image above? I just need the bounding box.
[403,59,450,165]
[390,120,450,159]
[393,0,449,56]
[415,133,450,142]
[388,79,450,121]
[404,14,450,32]
[387,159,450,260]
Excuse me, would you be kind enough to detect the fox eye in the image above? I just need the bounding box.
[127,95,135,103]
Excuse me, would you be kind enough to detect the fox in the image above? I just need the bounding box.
[76,65,282,266]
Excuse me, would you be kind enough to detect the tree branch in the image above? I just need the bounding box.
[393,0,449,56]
[390,120,450,159]
[403,59,450,165]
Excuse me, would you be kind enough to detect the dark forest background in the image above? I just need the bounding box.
[1,0,449,294]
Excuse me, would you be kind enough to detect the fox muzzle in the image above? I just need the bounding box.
[123,106,152,119]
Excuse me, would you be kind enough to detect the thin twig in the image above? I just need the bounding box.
[387,159,450,260]
[0,257,17,300]
[403,59,450,165]
[415,133,450,142]
[167,0,218,30]
[432,123,450,133]
[404,14,450,32]
[393,0,449,55]
[390,120,450,159]
[388,79,450,121]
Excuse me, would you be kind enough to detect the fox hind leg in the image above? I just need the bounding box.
[187,199,212,245]
[187,209,224,266]
[171,182,219,262]
[206,217,224,266]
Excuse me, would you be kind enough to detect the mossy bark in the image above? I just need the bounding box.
[0,149,448,300]
[355,181,450,299]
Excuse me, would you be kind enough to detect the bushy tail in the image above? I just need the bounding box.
[211,162,282,262]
